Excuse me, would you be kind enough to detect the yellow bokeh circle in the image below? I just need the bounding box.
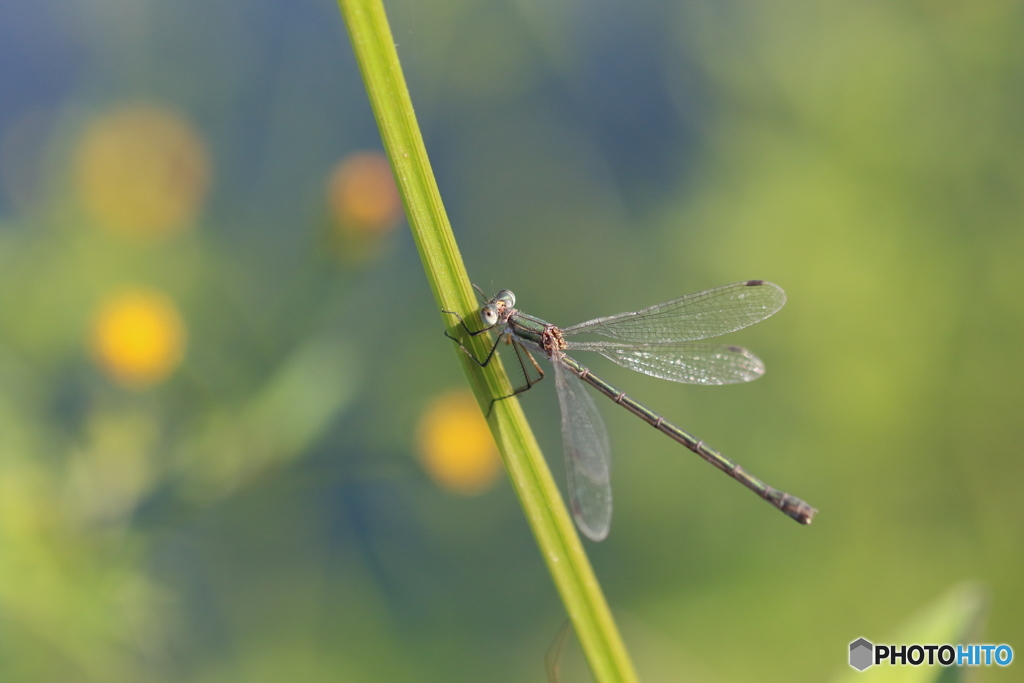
[416,390,500,495]
[91,289,186,388]
[326,151,402,263]
[76,103,210,238]
[328,151,402,230]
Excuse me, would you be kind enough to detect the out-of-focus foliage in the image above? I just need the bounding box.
[0,0,1021,681]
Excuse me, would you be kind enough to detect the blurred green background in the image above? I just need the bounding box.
[1,0,1021,681]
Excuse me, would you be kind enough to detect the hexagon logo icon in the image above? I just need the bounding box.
[849,638,874,671]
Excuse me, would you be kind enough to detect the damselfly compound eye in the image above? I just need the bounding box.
[495,290,515,308]
[480,306,498,326]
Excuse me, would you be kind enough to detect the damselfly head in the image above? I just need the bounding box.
[480,290,516,327]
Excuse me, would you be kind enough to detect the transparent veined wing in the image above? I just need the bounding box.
[560,280,785,343]
[552,354,612,542]
[564,341,765,385]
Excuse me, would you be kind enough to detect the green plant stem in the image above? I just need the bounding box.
[336,1,639,681]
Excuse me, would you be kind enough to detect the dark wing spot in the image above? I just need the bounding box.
[726,345,743,353]
[745,279,764,286]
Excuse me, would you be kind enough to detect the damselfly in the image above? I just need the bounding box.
[445,280,816,541]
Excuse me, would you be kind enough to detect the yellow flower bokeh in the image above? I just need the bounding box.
[416,390,501,495]
[75,103,210,238]
[328,151,401,228]
[326,151,402,262]
[90,289,186,388]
